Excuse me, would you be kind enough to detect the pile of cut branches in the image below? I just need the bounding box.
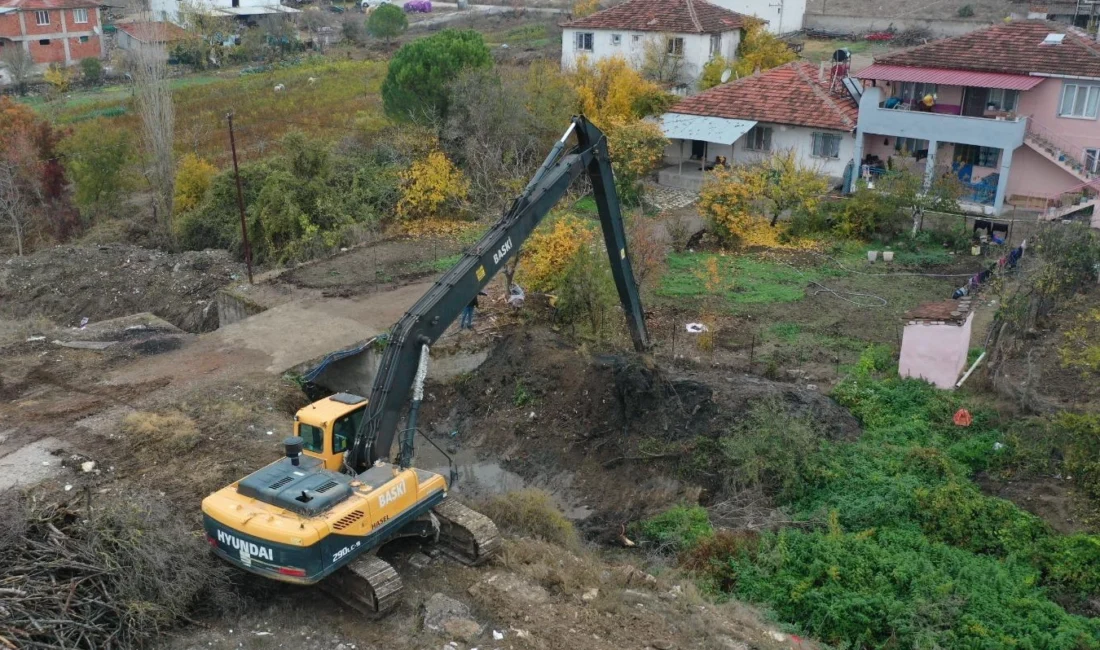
[0,490,237,649]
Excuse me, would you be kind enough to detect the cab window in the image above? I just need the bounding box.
[332,407,365,454]
[298,423,324,453]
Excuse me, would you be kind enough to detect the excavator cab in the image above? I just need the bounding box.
[294,392,368,471]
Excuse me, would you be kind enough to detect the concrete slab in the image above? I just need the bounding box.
[0,437,66,491]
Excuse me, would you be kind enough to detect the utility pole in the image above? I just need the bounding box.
[226,112,253,284]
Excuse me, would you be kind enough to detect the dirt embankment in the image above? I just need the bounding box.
[0,245,244,333]
[420,328,861,539]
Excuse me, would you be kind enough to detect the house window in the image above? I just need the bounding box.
[1059,83,1100,119]
[35,10,50,25]
[955,144,1000,168]
[894,137,928,155]
[79,35,89,43]
[73,8,88,23]
[709,34,721,57]
[811,132,842,159]
[666,37,684,57]
[575,32,593,52]
[39,38,50,45]
[986,88,1018,112]
[611,33,621,46]
[744,126,772,152]
[1086,148,1100,174]
[632,34,642,43]
[897,81,937,103]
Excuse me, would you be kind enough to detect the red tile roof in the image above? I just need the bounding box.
[875,20,1100,79]
[905,298,973,324]
[0,0,99,9]
[667,61,859,132]
[561,0,752,34]
[118,21,189,43]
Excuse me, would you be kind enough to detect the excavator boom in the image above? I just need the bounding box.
[348,115,649,472]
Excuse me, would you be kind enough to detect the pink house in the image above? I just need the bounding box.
[850,20,1100,222]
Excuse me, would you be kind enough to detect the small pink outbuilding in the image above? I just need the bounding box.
[898,298,975,389]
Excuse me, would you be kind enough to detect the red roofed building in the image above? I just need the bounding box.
[560,0,755,93]
[657,61,859,189]
[0,0,104,70]
[852,20,1100,223]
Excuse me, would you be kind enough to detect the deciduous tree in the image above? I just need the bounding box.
[397,150,469,220]
[637,34,689,88]
[605,118,667,205]
[733,21,795,77]
[516,212,596,292]
[382,29,491,122]
[130,23,176,230]
[698,55,731,91]
[59,124,132,221]
[569,55,672,127]
[174,154,218,214]
[571,0,599,18]
[877,168,963,235]
[0,46,35,96]
[367,3,408,44]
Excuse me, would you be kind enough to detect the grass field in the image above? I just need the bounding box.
[33,58,388,166]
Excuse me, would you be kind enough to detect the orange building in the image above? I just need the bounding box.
[0,0,104,68]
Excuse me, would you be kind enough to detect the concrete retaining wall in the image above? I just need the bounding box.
[303,343,490,397]
[216,289,268,328]
[803,13,994,37]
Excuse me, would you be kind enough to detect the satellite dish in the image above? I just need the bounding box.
[720,68,732,84]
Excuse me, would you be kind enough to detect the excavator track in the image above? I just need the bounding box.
[321,555,403,618]
[432,499,501,566]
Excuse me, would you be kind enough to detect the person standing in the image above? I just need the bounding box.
[460,291,488,330]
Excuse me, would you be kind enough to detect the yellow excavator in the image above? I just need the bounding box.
[201,116,650,616]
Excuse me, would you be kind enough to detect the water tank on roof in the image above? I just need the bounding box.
[831,48,851,63]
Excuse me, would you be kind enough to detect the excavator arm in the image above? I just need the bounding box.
[347,115,649,473]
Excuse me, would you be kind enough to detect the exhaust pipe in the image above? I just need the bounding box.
[284,436,304,467]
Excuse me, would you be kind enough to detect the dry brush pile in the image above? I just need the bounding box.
[0,490,237,649]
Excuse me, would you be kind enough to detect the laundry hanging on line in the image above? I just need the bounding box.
[952,240,1026,299]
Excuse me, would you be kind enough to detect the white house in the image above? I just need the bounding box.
[709,0,805,35]
[657,61,859,189]
[151,0,298,25]
[560,0,753,92]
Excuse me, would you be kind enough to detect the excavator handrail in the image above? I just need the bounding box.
[345,115,649,473]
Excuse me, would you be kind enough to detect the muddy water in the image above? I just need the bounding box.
[415,444,595,520]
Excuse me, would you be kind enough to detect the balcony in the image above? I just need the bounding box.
[856,87,1028,151]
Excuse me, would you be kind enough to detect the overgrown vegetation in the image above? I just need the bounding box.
[643,363,1100,648]
[475,489,580,550]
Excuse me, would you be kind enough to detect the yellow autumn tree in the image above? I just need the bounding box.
[44,64,72,94]
[174,154,217,214]
[733,22,796,77]
[569,55,671,128]
[699,165,769,244]
[397,150,469,220]
[572,0,600,18]
[1061,308,1100,375]
[516,212,597,292]
[606,118,668,204]
[698,55,731,91]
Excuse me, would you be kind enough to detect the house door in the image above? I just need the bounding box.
[691,140,706,160]
[232,0,240,6]
[962,87,989,117]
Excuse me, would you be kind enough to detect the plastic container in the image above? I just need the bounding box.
[882,251,894,262]
[867,250,878,262]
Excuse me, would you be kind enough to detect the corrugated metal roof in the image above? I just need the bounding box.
[660,114,757,144]
[855,64,1044,91]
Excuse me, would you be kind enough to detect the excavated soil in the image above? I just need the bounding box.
[0,244,244,333]
[419,328,861,540]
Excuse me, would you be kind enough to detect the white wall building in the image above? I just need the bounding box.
[709,0,805,34]
[151,0,298,25]
[560,0,752,92]
[657,61,859,190]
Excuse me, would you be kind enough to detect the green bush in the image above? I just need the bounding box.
[1060,412,1100,500]
[555,242,619,338]
[79,57,102,84]
[637,505,713,553]
[723,527,1100,649]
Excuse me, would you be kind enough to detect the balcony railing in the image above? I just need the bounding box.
[856,88,1028,151]
[1024,117,1095,179]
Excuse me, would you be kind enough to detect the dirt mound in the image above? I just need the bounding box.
[0,245,244,333]
[420,328,860,539]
